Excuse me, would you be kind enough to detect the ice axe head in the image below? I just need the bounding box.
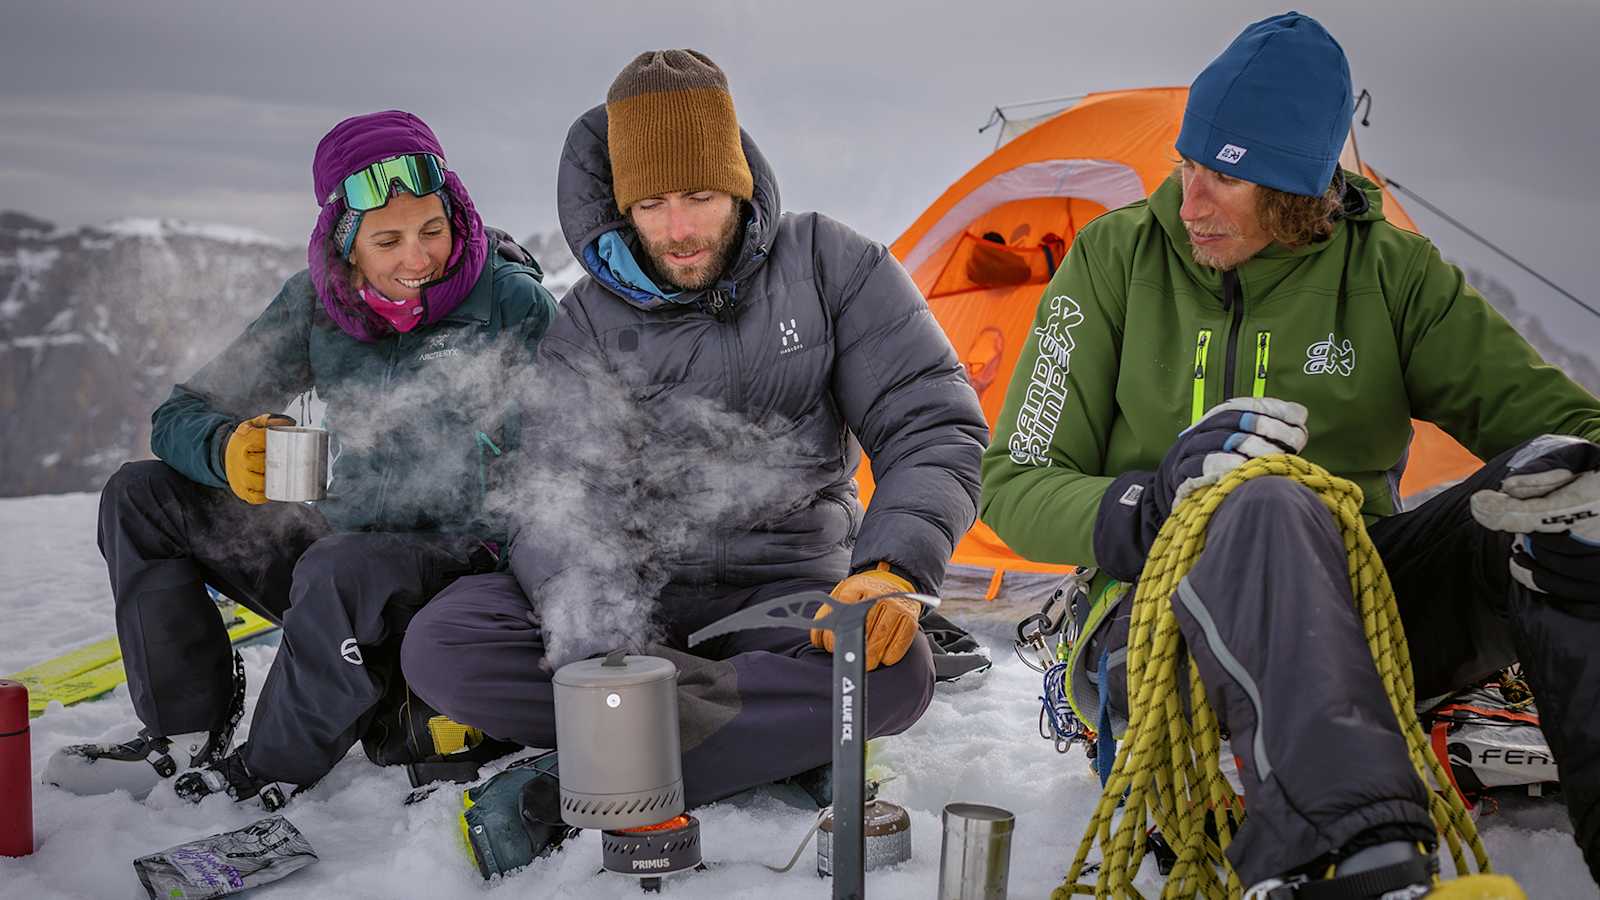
[686,590,940,647]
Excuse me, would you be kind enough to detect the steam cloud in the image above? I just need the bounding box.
[306,330,839,668]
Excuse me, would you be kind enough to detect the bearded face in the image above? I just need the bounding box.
[1177,159,1274,270]
[629,191,743,291]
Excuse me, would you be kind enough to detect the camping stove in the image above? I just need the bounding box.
[553,651,705,891]
[600,814,703,890]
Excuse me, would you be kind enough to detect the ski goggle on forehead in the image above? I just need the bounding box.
[326,153,446,211]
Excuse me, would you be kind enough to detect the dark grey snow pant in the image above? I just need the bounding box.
[1122,442,1600,885]
[98,460,490,785]
[400,573,937,807]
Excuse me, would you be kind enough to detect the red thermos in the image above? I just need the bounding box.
[0,679,32,857]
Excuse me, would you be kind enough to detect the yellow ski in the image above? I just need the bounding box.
[3,606,279,718]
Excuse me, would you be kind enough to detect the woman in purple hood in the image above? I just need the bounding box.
[44,110,557,807]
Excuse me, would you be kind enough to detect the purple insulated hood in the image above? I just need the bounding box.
[308,110,488,342]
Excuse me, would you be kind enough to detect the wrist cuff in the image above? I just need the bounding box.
[1093,471,1159,583]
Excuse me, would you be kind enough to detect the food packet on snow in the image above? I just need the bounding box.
[133,816,318,899]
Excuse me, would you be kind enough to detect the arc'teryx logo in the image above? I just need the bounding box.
[778,318,803,355]
[340,638,363,666]
[420,335,461,362]
[1303,333,1356,376]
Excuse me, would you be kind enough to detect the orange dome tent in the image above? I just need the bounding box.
[856,87,1481,595]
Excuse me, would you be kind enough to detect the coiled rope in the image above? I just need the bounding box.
[1054,455,1490,898]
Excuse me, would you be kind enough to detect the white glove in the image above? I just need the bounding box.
[1471,434,1600,596]
[1168,397,1310,506]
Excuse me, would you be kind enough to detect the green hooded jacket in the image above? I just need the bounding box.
[980,172,1600,572]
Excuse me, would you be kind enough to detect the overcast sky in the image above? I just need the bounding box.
[3,0,1597,354]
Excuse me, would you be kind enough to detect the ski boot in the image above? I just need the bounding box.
[361,686,518,788]
[42,651,246,800]
[1244,842,1526,899]
[460,751,578,879]
[173,746,288,811]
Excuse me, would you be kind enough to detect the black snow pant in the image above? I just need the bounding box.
[399,573,938,808]
[1110,441,1600,886]
[98,460,492,786]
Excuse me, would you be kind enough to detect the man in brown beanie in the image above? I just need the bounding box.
[604,49,753,296]
[400,48,988,865]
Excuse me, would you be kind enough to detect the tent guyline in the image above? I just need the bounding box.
[1376,174,1600,323]
[1351,86,1592,322]
[979,94,1085,133]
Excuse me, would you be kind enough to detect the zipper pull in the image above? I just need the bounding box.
[1190,329,1213,426]
[1252,332,1272,399]
[706,290,729,321]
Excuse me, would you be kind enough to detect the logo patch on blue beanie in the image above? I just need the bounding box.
[1217,145,1248,165]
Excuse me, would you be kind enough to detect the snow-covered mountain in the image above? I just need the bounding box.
[0,212,579,498]
[0,211,302,497]
[519,228,584,297]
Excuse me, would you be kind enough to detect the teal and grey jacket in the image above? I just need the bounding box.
[151,230,556,541]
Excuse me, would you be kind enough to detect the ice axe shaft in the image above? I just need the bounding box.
[689,589,938,900]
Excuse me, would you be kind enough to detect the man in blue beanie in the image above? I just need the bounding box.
[982,10,1600,897]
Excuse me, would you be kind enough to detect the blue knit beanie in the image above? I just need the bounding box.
[1175,11,1353,197]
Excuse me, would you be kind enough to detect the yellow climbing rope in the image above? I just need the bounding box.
[1055,455,1490,899]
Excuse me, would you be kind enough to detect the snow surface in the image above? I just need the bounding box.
[1,493,1596,899]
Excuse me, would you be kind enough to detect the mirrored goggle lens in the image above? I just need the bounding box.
[336,154,445,211]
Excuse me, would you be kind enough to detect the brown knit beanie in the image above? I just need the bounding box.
[606,49,754,213]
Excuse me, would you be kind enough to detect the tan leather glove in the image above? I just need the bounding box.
[224,413,295,504]
[810,562,921,670]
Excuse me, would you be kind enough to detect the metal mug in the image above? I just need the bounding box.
[937,802,1015,900]
[264,426,328,502]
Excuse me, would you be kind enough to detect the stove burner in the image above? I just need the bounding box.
[600,814,703,892]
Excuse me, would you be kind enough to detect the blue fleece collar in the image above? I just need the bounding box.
[585,231,688,311]
[584,213,761,312]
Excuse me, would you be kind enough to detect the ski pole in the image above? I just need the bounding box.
[0,679,32,857]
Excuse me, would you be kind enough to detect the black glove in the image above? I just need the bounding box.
[1093,398,1309,582]
[1471,434,1600,599]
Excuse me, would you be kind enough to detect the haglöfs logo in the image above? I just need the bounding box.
[779,318,804,355]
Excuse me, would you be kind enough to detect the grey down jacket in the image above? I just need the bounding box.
[511,103,987,599]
